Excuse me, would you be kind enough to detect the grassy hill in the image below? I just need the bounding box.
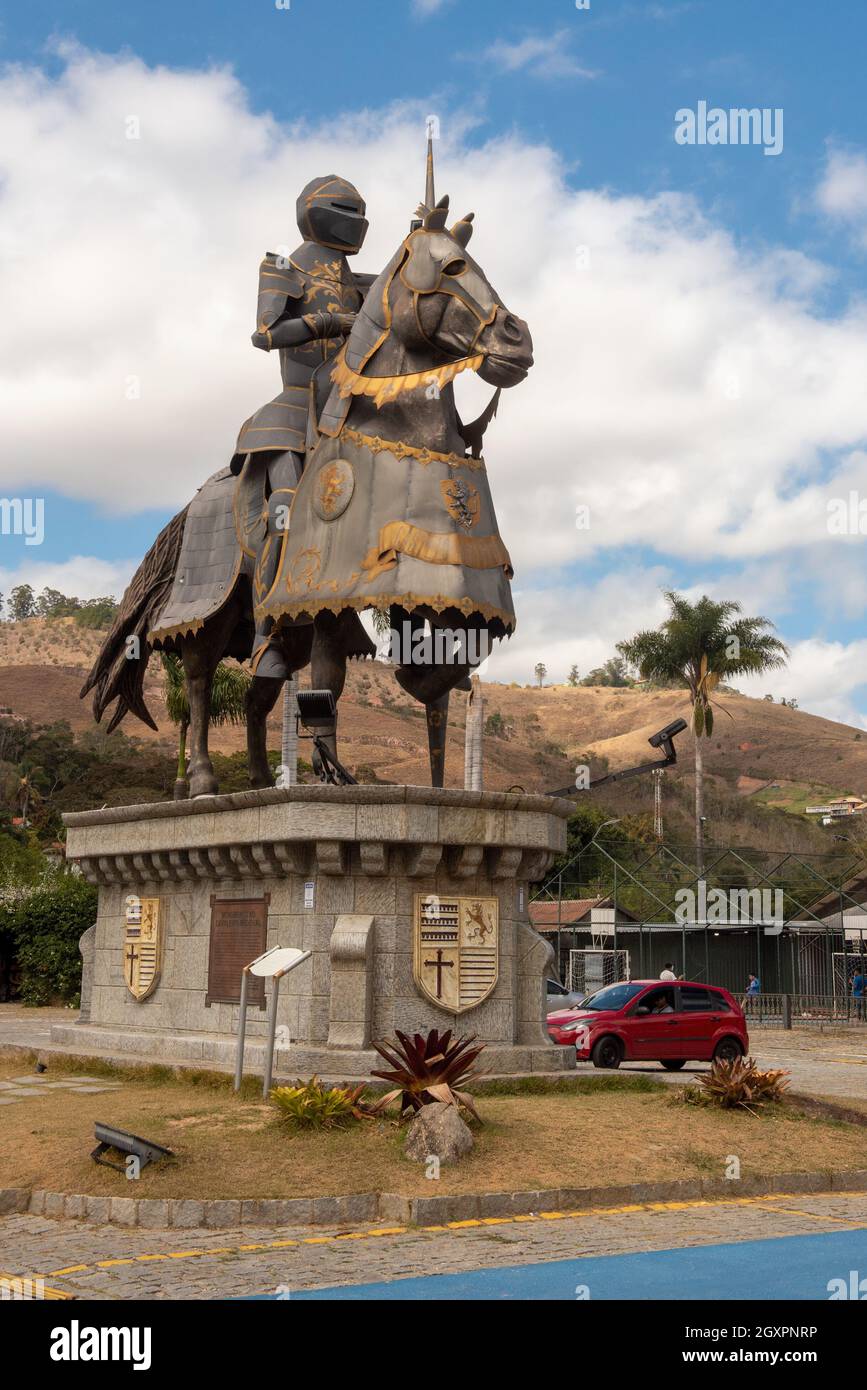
[1,617,864,853]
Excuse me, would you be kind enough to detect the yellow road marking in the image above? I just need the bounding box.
[753,1201,867,1227]
[31,1189,867,1286]
[0,1271,74,1300]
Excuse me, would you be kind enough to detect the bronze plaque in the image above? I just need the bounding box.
[206,895,269,1008]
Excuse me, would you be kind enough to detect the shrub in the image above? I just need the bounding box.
[368,1028,485,1120]
[270,1076,369,1129]
[681,1056,789,1114]
[6,873,97,1005]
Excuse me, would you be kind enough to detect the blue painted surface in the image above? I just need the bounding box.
[252,1228,867,1300]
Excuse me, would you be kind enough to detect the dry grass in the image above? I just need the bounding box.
[0,1056,864,1201]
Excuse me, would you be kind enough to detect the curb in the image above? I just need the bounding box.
[4,1168,867,1231]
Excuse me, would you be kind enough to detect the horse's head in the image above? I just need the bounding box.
[333,192,533,410]
[396,196,534,389]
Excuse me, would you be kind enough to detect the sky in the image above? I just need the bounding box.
[2,0,867,723]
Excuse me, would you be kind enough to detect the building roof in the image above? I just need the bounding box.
[529,896,638,928]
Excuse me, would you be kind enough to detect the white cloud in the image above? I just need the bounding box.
[5,49,867,715]
[737,638,867,731]
[480,31,598,79]
[816,146,867,245]
[412,0,453,15]
[0,555,136,605]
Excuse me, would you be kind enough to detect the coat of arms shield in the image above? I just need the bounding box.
[123,896,163,1002]
[413,894,499,1014]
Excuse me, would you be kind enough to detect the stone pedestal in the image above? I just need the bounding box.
[54,785,574,1078]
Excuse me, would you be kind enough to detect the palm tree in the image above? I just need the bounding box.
[162,654,250,798]
[617,592,788,870]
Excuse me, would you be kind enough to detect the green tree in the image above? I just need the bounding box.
[8,584,36,621]
[534,662,547,687]
[617,592,788,869]
[580,656,632,687]
[75,597,118,630]
[162,654,250,796]
[3,873,98,1005]
[37,587,80,618]
[567,664,580,687]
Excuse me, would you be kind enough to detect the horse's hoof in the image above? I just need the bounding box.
[190,772,219,798]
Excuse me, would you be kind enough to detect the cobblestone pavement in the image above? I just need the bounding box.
[3,1191,866,1301]
[592,1028,867,1100]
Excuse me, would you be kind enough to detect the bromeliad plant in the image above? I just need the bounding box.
[686,1055,790,1114]
[368,1028,485,1121]
[270,1076,369,1130]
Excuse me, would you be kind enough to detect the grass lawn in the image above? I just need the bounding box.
[1,1055,865,1201]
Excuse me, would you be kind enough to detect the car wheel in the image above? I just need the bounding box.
[713,1037,743,1063]
[591,1036,622,1070]
[661,1059,687,1070]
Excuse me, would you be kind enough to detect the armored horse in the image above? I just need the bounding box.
[82,156,533,794]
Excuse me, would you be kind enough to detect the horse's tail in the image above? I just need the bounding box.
[80,506,189,733]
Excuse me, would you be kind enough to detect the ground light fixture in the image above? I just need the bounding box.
[295,688,358,785]
[90,1123,173,1175]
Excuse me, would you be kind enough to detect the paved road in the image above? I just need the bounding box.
[281,1229,867,1301]
[581,1028,867,1101]
[3,1190,866,1301]
[2,1005,866,1101]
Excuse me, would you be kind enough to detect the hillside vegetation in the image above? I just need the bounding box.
[0,618,864,855]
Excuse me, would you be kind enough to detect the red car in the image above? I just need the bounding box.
[547,979,748,1070]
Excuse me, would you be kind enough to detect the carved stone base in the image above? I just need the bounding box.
[56,785,575,1078]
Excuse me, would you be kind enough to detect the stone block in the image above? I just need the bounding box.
[110,1197,138,1227]
[204,1199,242,1228]
[137,1200,171,1229]
[170,1199,205,1228]
[85,1195,111,1224]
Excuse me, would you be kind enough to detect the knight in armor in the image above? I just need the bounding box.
[231,175,374,678]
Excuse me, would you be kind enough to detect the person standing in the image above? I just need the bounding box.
[852,966,865,1021]
[659,963,677,980]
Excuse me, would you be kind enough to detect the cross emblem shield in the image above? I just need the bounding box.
[123,896,163,1002]
[413,894,499,1014]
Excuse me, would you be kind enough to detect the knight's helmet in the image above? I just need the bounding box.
[296,175,368,254]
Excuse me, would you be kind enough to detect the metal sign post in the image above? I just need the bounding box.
[233,946,312,1097]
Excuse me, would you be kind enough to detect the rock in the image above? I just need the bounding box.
[404,1101,474,1164]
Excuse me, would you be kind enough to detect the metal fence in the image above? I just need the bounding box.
[743,992,867,1030]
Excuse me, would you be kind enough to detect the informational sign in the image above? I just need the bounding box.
[413,894,499,1014]
[123,896,163,1002]
[304,881,315,909]
[206,896,269,1008]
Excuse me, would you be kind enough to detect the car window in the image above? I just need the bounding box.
[707,989,732,1012]
[547,980,567,994]
[634,987,676,1014]
[580,982,645,1011]
[679,986,713,1011]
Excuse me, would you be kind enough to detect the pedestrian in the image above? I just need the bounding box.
[852,967,865,1021]
[745,972,760,1016]
[659,962,677,980]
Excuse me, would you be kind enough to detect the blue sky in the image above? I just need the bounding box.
[2,0,867,719]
